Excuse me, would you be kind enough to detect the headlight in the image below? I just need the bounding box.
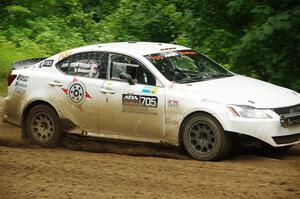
[227,105,272,119]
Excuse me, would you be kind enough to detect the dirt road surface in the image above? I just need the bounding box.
[0,97,300,199]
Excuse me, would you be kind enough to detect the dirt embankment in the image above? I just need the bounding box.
[0,96,300,199]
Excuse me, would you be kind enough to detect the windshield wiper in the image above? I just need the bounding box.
[177,73,233,83]
[201,73,234,81]
[176,76,202,83]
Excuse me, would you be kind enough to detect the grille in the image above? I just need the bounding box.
[272,133,300,145]
[273,104,300,115]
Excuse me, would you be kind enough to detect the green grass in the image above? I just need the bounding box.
[0,80,6,96]
[0,35,45,95]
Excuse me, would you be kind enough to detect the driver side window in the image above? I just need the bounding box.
[110,54,157,86]
[56,52,108,79]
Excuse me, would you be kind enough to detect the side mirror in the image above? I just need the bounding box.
[119,73,135,85]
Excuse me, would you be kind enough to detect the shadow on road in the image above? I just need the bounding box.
[62,133,191,160]
[0,131,299,161]
[61,133,300,161]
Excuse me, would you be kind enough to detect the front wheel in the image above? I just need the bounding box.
[25,104,61,147]
[182,113,231,161]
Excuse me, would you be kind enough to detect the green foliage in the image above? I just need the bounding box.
[228,3,300,91]
[0,0,299,95]
[97,0,185,42]
[0,36,45,94]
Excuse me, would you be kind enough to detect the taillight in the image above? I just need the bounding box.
[7,74,17,86]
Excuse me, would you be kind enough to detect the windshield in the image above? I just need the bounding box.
[145,50,233,83]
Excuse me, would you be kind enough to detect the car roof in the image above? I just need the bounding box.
[71,42,190,56]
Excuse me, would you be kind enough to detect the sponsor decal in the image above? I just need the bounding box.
[42,60,54,67]
[166,110,182,115]
[150,55,164,61]
[165,52,178,58]
[150,51,197,61]
[201,98,221,104]
[61,77,92,111]
[106,80,113,86]
[59,51,72,60]
[15,81,27,88]
[14,74,29,95]
[15,87,26,95]
[168,99,179,107]
[178,51,197,55]
[142,86,159,94]
[122,94,158,114]
[122,94,140,106]
[166,118,180,128]
[17,74,29,82]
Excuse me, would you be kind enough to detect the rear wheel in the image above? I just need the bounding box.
[25,104,61,147]
[182,113,231,161]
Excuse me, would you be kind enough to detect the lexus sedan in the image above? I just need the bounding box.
[4,42,300,161]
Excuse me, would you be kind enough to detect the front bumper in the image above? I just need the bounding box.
[272,133,300,145]
[220,113,300,147]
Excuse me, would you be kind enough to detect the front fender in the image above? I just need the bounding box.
[164,99,229,145]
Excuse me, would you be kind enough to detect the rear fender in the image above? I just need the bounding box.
[21,98,62,138]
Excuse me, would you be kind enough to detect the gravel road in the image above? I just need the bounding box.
[0,96,299,199]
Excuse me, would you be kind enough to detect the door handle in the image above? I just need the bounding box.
[49,80,63,87]
[100,88,115,94]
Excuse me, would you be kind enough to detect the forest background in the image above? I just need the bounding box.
[0,0,299,94]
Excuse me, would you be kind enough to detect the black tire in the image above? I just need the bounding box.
[182,113,231,161]
[25,104,61,147]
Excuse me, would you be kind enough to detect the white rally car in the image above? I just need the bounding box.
[4,42,300,161]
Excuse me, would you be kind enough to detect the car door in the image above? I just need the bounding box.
[54,52,108,133]
[99,53,165,139]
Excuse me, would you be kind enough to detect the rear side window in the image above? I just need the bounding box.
[56,52,108,79]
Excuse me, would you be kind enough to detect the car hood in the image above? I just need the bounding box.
[181,75,300,109]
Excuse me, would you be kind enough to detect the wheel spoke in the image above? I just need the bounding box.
[191,129,199,137]
[31,112,55,141]
[207,132,215,142]
[190,136,197,142]
[188,121,217,155]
